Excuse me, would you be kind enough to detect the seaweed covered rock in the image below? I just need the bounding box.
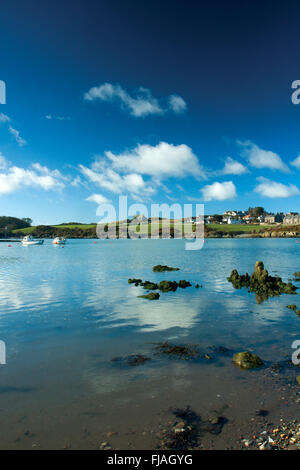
[152,265,180,272]
[158,280,178,292]
[287,305,300,315]
[233,351,264,370]
[112,354,151,367]
[141,281,158,290]
[178,280,192,288]
[228,261,298,302]
[154,342,201,360]
[128,278,142,285]
[138,292,160,300]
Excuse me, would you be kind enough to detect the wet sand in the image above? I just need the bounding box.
[0,337,299,450]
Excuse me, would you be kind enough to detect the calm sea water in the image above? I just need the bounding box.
[0,238,299,449]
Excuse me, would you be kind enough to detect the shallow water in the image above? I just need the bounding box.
[0,238,299,449]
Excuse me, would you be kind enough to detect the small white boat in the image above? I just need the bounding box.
[22,235,44,246]
[53,237,67,245]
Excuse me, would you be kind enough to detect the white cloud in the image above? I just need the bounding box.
[238,140,289,172]
[221,157,249,175]
[86,194,111,205]
[0,153,8,170]
[31,163,68,182]
[8,126,27,147]
[201,181,237,201]
[0,162,65,195]
[104,142,206,180]
[70,176,86,188]
[80,165,155,197]
[168,95,187,113]
[80,142,205,199]
[0,113,27,147]
[254,177,300,198]
[45,115,71,121]
[84,83,187,117]
[291,155,300,169]
[0,113,10,123]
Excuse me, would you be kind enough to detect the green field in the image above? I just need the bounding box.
[13,226,36,234]
[53,224,97,229]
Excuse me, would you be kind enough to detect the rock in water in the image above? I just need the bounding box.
[287,305,297,311]
[233,351,264,369]
[138,292,160,300]
[178,280,192,288]
[158,281,178,292]
[141,281,158,290]
[227,261,298,302]
[152,265,180,272]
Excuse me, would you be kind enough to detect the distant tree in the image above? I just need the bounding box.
[248,207,265,217]
[0,216,31,230]
[22,218,33,226]
[212,214,223,223]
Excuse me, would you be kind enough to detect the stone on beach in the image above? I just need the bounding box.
[233,351,264,369]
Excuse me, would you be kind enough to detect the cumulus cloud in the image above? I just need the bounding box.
[0,162,66,195]
[104,142,206,180]
[168,95,187,113]
[238,140,289,172]
[79,142,205,199]
[84,83,187,117]
[201,181,237,201]
[221,157,249,175]
[291,155,300,169]
[80,165,155,198]
[86,194,111,205]
[254,177,300,198]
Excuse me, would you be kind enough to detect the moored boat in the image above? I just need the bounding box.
[53,237,67,245]
[22,236,44,246]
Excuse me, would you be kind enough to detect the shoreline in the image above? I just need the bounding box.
[10,223,300,240]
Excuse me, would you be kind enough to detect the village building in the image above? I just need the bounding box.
[264,214,283,224]
[283,214,300,225]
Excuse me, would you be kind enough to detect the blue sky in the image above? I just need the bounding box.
[0,0,300,224]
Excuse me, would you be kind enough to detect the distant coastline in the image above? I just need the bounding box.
[10,222,300,240]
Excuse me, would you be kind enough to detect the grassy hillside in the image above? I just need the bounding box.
[14,224,96,234]
[12,222,298,238]
[53,224,97,230]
